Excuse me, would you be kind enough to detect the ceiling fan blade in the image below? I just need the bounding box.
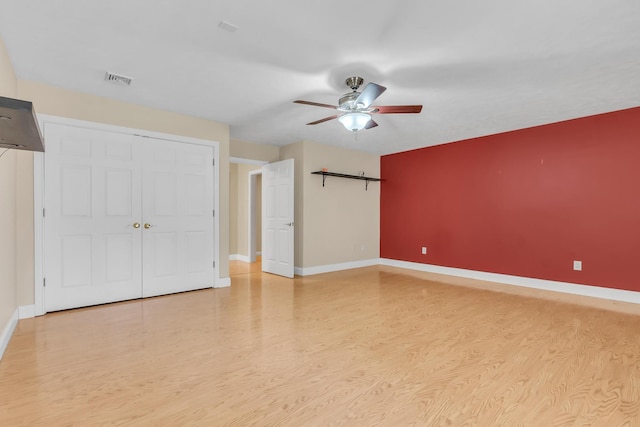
[355,82,387,108]
[364,119,378,130]
[294,100,337,109]
[307,115,338,125]
[374,105,423,114]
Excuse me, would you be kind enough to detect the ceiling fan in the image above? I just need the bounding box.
[294,76,422,133]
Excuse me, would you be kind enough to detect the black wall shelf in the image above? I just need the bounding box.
[311,171,381,191]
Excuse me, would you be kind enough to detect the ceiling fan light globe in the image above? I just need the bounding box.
[339,112,371,132]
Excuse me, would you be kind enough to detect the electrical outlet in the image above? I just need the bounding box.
[421,247,427,255]
[573,260,582,271]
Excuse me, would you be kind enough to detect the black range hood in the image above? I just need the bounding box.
[0,96,44,152]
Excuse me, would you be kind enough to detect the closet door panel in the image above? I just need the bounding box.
[44,124,143,311]
[141,139,214,297]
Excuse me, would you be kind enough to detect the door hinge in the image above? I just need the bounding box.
[212,158,215,166]
[43,208,45,217]
[213,209,215,217]
[43,278,46,287]
[213,260,216,268]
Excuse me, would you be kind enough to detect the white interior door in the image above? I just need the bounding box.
[141,139,215,297]
[44,124,143,311]
[262,159,294,278]
[44,124,215,312]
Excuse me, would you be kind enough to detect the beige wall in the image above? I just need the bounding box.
[229,163,238,255]
[0,36,19,338]
[281,140,380,269]
[231,138,280,162]
[15,80,231,308]
[15,152,34,306]
[0,38,17,96]
[256,174,262,252]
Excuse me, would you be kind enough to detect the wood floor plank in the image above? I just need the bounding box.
[1,265,640,425]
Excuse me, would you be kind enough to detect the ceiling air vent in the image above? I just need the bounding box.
[104,71,133,86]
[218,20,239,33]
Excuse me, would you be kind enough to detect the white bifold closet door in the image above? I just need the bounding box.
[44,123,214,312]
[140,138,214,298]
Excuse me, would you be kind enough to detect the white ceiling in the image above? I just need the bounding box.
[1,1,639,155]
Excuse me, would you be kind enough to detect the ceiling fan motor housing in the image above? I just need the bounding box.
[339,92,361,111]
[339,77,369,110]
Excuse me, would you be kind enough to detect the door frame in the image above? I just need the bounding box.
[33,114,224,316]
[229,157,266,263]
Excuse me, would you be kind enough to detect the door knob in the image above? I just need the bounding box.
[144,223,153,229]
[286,222,294,227]
[132,222,141,229]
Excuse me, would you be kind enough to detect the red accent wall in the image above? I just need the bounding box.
[381,106,640,292]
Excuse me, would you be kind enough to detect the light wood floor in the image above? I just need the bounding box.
[2,264,640,426]
[229,256,262,276]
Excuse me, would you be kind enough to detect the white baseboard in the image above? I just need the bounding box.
[215,277,231,288]
[229,254,251,262]
[0,308,19,361]
[381,259,640,305]
[18,305,35,319]
[294,258,382,276]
